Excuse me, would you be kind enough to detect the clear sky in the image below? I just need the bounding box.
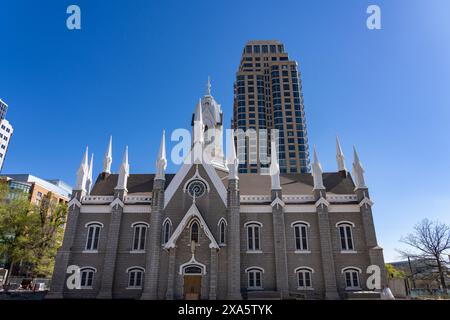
[1,0,450,262]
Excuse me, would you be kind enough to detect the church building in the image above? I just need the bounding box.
[48,81,386,300]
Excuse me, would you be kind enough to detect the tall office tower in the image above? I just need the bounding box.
[232,40,310,174]
[0,99,8,121]
[0,119,13,172]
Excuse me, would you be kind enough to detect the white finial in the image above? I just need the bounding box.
[352,146,367,189]
[336,136,347,172]
[75,146,89,192]
[312,146,325,190]
[103,136,113,174]
[156,130,167,180]
[206,76,211,96]
[86,153,94,194]
[270,138,281,190]
[227,129,239,180]
[115,146,129,191]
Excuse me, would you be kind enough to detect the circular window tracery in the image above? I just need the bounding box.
[186,180,207,198]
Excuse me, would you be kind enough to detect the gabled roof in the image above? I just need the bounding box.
[90,173,175,195]
[164,202,219,249]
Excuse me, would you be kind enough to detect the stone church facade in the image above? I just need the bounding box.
[48,84,386,300]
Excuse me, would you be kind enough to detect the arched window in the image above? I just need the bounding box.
[342,267,361,290]
[162,219,172,244]
[190,221,199,243]
[85,222,103,251]
[127,267,144,289]
[80,267,96,289]
[132,222,148,252]
[218,218,227,245]
[291,221,309,251]
[245,267,264,290]
[336,221,355,251]
[184,266,203,274]
[295,267,313,290]
[245,222,262,252]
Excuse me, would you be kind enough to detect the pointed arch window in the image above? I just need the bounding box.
[162,219,172,244]
[190,221,199,243]
[218,218,227,245]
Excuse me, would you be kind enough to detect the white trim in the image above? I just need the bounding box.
[326,194,358,203]
[315,197,329,208]
[328,205,360,213]
[335,221,355,227]
[80,205,111,213]
[284,205,316,213]
[359,197,374,208]
[129,250,146,254]
[164,155,227,208]
[68,198,82,209]
[217,217,228,226]
[294,266,315,273]
[246,250,263,254]
[162,218,172,244]
[84,221,104,228]
[164,203,219,249]
[245,266,265,273]
[244,221,263,227]
[109,198,124,209]
[294,250,311,254]
[183,165,210,195]
[341,266,362,274]
[80,266,97,272]
[126,266,145,273]
[240,205,272,213]
[82,250,99,254]
[271,197,285,208]
[179,257,207,275]
[131,221,149,228]
[290,220,310,227]
[123,205,151,213]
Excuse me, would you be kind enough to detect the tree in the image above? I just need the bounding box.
[385,263,405,279]
[0,183,67,285]
[400,219,450,290]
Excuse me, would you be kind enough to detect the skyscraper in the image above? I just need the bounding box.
[0,98,8,121]
[232,40,310,174]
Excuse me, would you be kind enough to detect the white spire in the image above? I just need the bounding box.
[75,146,89,192]
[192,99,204,163]
[103,136,112,174]
[270,138,281,190]
[227,129,239,180]
[156,130,167,180]
[206,76,211,96]
[115,146,129,190]
[336,136,347,172]
[86,153,94,194]
[352,146,367,189]
[312,146,325,190]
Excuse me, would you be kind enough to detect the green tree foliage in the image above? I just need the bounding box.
[0,182,67,281]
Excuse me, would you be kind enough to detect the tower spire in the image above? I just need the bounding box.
[103,136,112,174]
[336,136,347,172]
[227,129,239,180]
[115,146,129,191]
[206,76,211,96]
[352,146,367,189]
[270,138,281,190]
[86,153,94,194]
[156,130,167,180]
[312,146,325,190]
[75,146,89,192]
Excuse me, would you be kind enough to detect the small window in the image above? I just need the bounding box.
[343,268,360,290]
[80,267,95,288]
[85,223,102,251]
[337,222,354,251]
[190,221,199,243]
[296,268,313,289]
[293,222,309,251]
[132,223,148,251]
[127,267,144,289]
[246,222,261,251]
[219,219,226,245]
[246,267,263,289]
[184,266,202,274]
[162,219,172,244]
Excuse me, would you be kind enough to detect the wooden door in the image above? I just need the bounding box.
[184,275,202,300]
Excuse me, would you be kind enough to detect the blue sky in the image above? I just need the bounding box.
[1,0,450,262]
